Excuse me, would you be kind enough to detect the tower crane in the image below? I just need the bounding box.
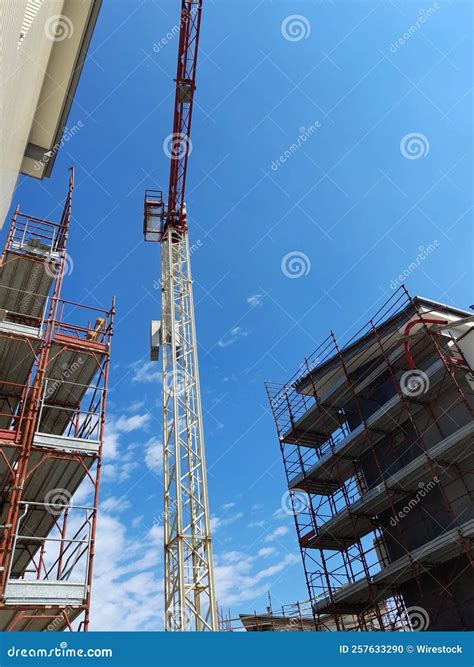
[143,0,218,632]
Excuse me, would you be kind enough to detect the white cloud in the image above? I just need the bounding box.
[264,525,289,543]
[211,512,243,532]
[103,426,120,460]
[102,460,139,484]
[92,515,298,629]
[214,551,298,608]
[247,293,263,308]
[272,507,289,521]
[103,412,150,465]
[131,360,162,383]
[148,522,164,547]
[222,502,235,510]
[115,413,150,432]
[257,547,275,558]
[101,496,131,513]
[90,513,164,631]
[127,400,145,412]
[88,511,298,629]
[145,437,163,474]
[218,326,248,348]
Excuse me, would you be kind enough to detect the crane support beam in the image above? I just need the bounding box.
[161,229,217,631]
[143,0,218,632]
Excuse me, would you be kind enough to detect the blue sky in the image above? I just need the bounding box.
[4,0,472,630]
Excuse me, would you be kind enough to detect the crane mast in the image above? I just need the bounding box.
[143,0,218,632]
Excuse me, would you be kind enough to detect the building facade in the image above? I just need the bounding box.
[0,0,102,227]
[267,288,474,631]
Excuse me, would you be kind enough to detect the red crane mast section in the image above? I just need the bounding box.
[144,0,203,238]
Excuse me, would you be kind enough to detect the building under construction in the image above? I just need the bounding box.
[267,288,474,631]
[0,171,114,631]
[220,599,362,632]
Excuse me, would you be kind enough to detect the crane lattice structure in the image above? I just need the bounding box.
[143,0,218,632]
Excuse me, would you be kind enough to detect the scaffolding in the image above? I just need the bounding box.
[267,287,474,631]
[219,598,379,632]
[0,170,114,631]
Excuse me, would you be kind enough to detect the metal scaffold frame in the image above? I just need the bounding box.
[0,170,114,631]
[266,286,474,631]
